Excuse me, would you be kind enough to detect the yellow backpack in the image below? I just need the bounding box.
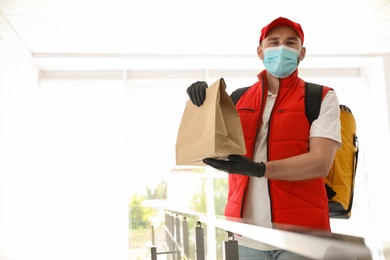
[306,82,359,219]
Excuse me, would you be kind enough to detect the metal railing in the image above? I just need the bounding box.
[151,209,373,260]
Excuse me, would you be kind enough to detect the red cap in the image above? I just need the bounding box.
[260,17,304,44]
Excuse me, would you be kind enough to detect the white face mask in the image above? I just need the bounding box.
[263,45,300,78]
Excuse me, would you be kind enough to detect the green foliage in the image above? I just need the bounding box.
[189,180,207,213]
[129,194,156,230]
[146,181,167,199]
[189,178,228,215]
[214,178,228,215]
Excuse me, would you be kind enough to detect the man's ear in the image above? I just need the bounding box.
[257,45,263,60]
[299,46,306,61]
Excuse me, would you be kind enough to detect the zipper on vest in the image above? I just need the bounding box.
[267,115,274,222]
[266,80,282,223]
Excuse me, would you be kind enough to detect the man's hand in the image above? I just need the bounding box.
[186,81,208,106]
[203,155,266,178]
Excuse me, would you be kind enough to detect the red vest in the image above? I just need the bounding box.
[224,70,331,231]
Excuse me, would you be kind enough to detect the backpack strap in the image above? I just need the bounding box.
[305,82,341,202]
[305,82,323,125]
[230,86,250,105]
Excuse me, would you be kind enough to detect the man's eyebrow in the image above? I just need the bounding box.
[286,36,299,41]
[266,37,280,42]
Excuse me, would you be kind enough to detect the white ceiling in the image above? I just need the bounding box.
[1,0,390,70]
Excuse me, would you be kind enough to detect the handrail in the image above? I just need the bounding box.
[165,208,373,260]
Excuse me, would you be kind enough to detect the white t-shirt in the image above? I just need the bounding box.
[236,90,341,250]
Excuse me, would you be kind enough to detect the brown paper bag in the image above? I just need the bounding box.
[175,78,246,166]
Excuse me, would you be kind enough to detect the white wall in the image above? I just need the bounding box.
[384,54,390,131]
[0,15,128,260]
[360,57,390,251]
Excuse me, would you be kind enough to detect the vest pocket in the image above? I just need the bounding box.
[272,180,326,209]
[289,181,326,209]
[237,108,255,113]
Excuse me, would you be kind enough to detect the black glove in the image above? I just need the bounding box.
[186,81,208,106]
[203,155,266,178]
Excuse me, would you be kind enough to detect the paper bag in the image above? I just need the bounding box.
[175,78,246,166]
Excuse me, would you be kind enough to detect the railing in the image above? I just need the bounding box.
[150,209,373,260]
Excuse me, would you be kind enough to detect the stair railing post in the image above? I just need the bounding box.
[175,214,181,260]
[150,246,157,260]
[182,217,190,258]
[223,231,239,260]
[195,221,205,260]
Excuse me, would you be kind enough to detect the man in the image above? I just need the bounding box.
[186,17,341,259]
